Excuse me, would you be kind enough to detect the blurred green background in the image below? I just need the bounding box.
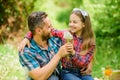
[0,0,120,80]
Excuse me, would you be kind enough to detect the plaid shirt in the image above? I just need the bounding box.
[52,29,95,69]
[25,30,95,69]
[19,37,62,80]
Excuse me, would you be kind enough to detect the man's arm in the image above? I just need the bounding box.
[19,43,71,80]
[29,53,61,80]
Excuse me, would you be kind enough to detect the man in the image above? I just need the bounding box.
[19,11,73,80]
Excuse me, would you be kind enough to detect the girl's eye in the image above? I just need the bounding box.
[69,20,77,23]
[73,21,77,23]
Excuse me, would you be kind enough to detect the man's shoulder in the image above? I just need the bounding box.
[24,46,34,52]
[19,45,38,56]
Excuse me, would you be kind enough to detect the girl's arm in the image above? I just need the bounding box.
[18,30,65,52]
[18,31,32,52]
[51,29,64,40]
[80,60,93,75]
[71,45,95,67]
[25,31,33,39]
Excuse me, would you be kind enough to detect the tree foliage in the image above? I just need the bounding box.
[94,0,120,47]
[94,0,120,36]
[56,0,83,25]
[0,0,35,43]
[0,0,119,46]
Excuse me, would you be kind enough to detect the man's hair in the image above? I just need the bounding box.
[28,11,48,35]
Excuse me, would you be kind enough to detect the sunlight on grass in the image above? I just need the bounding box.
[92,37,120,78]
[0,44,25,80]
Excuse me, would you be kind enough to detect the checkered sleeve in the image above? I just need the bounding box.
[71,45,95,67]
[51,29,64,40]
[19,50,39,71]
[25,31,33,40]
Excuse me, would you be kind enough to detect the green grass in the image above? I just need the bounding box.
[0,44,25,80]
[92,37,120,78]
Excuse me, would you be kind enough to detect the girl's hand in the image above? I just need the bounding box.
[18,38,30,52]
[65,42,75,55]
[80,61,93,75]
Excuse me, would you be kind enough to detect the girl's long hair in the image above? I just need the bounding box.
[72,10,96,54]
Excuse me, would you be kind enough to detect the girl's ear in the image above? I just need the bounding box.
[82,23,85,28]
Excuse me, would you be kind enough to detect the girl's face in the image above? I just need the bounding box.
[69,13,85,36]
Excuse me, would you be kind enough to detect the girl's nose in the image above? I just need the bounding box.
[69,23,74,27]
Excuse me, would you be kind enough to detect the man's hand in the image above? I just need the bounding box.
[80,61,93,75]
[65,42,75,55]
[18,38,30,52]
[58,43,74,58]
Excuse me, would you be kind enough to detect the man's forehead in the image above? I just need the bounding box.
[44,17,51,25]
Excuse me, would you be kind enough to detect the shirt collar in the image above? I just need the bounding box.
[73,34,82,40]
[30,39,42,52]
[30,38,54,52]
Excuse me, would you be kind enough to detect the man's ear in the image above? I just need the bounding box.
[35,27,41,34]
